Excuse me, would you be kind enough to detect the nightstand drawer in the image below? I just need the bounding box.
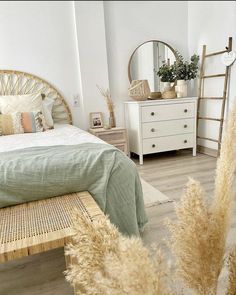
[142,118,195,139]
[141,102,195,122]
[114,143,127,153]
[96,130,126,144]
[143,133,194,154]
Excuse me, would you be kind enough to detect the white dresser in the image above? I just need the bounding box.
[124,97,198,164]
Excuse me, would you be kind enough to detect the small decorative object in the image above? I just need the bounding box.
[89,112,103,129]
[66,102,236,295]
[148,91,162,100]
[175,80,188,98]
[162,89,177,99]
[103,124,111,130]
[128,80,151,101]
[173,53,199,98]
[97,86,116,128]
[156,62,175,92]
[221,50,236,66]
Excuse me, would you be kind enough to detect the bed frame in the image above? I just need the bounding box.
[0,69,72,124]
[0,70,104,292]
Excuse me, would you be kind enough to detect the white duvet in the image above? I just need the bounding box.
[0,124,105,153]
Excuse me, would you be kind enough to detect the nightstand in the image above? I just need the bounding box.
[89,127,129,155]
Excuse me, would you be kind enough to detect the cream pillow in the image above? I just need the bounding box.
[0,93,54,129]
[0,93,43,114]
[42,97,54,129]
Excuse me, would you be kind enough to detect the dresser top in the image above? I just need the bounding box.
[124,97,198,104]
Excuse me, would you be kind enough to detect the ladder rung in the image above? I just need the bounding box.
[197,136,219,143]
[205,49,228,58]
[203,74,226,78]
[199,97,224,100]
[198,117,222,122]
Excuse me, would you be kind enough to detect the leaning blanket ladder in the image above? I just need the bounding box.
[0,192,104,293]
[197,37,232,156]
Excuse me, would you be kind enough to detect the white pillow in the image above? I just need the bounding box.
[42,97,54,129]
[0,93,43,114]
[0,93,54,129]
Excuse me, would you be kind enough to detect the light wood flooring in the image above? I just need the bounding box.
[1,150,235,295]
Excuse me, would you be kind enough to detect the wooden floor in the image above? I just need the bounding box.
[1,150,235,294]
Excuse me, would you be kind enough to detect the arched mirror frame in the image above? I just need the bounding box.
[128,40,179,90]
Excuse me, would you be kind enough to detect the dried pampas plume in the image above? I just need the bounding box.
[97,85,114,114]
[167,101,236,294]
[65,213,172,295]
[65,101,236,295]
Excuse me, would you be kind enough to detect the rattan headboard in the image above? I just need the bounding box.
[0,70,72,124]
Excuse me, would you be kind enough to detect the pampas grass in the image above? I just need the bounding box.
[65,214,172,295]
[167,101,236,294]
[65,102,236,294]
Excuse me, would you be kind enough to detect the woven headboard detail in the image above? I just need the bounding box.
[0,70,72,124]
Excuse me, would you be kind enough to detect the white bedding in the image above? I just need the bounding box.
[0,124,105,153]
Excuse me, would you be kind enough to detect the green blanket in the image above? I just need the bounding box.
[0,143,148,236]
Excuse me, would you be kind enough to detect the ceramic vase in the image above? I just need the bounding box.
[175,80,188,98]
[163,82,171,91]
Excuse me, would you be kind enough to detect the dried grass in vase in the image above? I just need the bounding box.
[65,102,236,295]
[97,85,116,128]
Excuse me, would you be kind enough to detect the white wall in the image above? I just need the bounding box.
[104,1,189,126]
[0,1,84,127]
[188,1,236,149]
[74,1,110,129]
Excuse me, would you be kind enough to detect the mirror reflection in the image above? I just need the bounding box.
[129,41,177,92]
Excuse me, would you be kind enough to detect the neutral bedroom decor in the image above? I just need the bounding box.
[97,86,116,128]
[125,97,198,165]
[128,40,178,99]
[65,101,236,295]
[173,52,199,98]
[128,79,151,101]
[89,112,104,128]
[89,127,129,155]
[197,37,233,156]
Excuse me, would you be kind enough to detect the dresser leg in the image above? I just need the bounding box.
[193,147,196,156]
[139,155,143,165]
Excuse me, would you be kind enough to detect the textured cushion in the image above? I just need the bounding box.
[21,111,45,133]
[42,97,54,129]
[0,113,24,136]
[0,93,43,114]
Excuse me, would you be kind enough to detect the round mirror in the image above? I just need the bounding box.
[128,40,178,93]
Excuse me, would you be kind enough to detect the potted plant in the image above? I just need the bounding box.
[156,62,175,91]
[173,53,199,97]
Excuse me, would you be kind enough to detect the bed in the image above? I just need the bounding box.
[0,70,147,237]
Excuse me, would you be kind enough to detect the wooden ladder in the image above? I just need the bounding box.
[197,37,232,156]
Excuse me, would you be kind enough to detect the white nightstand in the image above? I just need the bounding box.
[89,127,129,155]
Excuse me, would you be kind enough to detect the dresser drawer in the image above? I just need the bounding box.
[142,118,195,139]
[143,134,194,154]
[141,102,195,122]
[96,130,126,144]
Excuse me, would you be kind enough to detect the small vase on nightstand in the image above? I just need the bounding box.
[109,111,116,128]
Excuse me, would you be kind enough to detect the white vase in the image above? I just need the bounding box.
[163,82,171,91]
[175,80,187,98]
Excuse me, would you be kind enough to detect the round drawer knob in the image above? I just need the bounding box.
[184,140,188,143]
[184,124,188,128]
[151,112,155,116]
[151,128,155,132]
[184,109,188,113]
[152,144,156,148]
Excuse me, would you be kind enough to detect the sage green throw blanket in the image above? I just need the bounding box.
[0,143,147,236]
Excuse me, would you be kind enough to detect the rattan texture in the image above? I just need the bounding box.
[0,70,72,124]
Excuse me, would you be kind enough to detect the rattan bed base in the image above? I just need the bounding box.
[0,191,104,263]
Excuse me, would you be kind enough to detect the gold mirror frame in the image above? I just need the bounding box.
[128,40,179,90]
